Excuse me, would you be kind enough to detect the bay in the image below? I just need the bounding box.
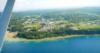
[1,36,100,53]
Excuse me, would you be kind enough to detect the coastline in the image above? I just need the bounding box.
[5,31,100,42]
[5,35,83,42]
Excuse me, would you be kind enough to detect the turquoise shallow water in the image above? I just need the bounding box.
[1,36,100,53]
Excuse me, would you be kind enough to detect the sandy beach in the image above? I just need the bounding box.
[4,31,82,42]
[5,31,100,42]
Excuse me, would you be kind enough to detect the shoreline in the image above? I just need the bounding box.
[5,35,83,42]
[5,31,100,42]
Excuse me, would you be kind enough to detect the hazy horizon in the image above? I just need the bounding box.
[0,0,100,12]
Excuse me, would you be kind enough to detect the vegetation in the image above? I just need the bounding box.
[8,7,100,39]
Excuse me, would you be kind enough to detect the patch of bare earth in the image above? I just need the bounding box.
[5,31,17,39]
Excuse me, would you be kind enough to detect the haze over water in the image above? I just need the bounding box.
[0,0,100,12]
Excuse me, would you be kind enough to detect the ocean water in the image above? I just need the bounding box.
[1,36,100,53]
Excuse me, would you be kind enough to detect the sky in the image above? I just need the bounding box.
[0,0,100,12]
[0,0,7,12]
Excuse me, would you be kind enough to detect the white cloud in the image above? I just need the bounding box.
[0,0,7,12]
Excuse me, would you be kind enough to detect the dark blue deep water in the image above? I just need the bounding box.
[1,36,100,53]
